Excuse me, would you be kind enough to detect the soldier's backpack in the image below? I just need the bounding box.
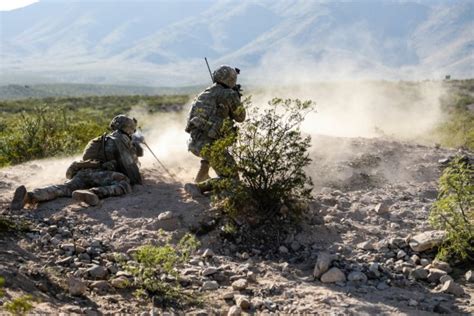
[82,133,108,162]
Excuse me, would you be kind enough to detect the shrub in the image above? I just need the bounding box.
[203,98,314,222]
[125,233,200,307]
[3,295,35,315]
[429,157,474,262]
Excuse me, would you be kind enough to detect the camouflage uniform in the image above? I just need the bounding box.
[185,65,246,194]
[10,115,143,209]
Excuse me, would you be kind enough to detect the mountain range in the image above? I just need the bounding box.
[1,0,473,86]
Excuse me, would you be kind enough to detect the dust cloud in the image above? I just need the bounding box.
[4,50,450,190]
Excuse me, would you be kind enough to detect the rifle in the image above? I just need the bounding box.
[133,131,177,182]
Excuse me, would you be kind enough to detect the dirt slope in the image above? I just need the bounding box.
[0,136,472,315]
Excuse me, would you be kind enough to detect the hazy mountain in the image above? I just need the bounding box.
[1,0,472,86]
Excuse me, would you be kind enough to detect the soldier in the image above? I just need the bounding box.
[10,115,143,209]
[184,65,246,196]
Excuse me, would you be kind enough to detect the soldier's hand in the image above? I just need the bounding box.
[233,84,243,98]
[132,133,145,144]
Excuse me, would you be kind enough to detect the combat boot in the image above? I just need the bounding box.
[194,160,210,183]
[72,190,100,206]
[11,185,31,210]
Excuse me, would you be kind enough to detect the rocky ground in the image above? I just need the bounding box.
[0,135,473,315]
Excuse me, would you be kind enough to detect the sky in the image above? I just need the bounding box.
[0,0,39,11]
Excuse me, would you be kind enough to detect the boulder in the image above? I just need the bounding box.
[313,252,335,279]
[231,279,248,291]
[427,268,447,283]
[465,270,474,283]
[202,281,219,291]
[320,267,346,283]
[347,271,368,284]
[202,267,218,276]
[227,306,242,316]
[409,231,445,252]
[439,280,465,296]
[410,267,428,280]
[68,277,87,296]
[87,265,109,280]
[431,260,452,273]
[235,295,251,310]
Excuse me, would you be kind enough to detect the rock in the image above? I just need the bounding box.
[60,243,76,253]
[202,249,214,258]
[439,280,465,296]
[231,279,248,291]
[409,231,445,252]
[235,295,251,310]
[368,262,381,278]
[157,211,174,220]
[246,271,257,283]
[68,277,87,296]
[188,310,209,316]
[434,302,453,314]
[278,246,289,254]
[57,257,74,266]
[376,281,389,290]
[420,258,430,267]
[202,281,219,291]
[356,241,375,250]
[227,305,242,316]
[427,268,447,283]
[110,276,130,289]
[222,291,237,300]
[347,271,368,284]
[408,299,418,306]
[439,275,453,284]
[313,252,334,279]
[431,260,452,273]
[202,267,218,276]
[373,202,390,214]
[409,254,420,265]
[87,265,109,280]
[465,270,474,282]
[397,250,407,259]
[290,241,301,252]
[320,267,346,283]
[410,267,428,280]
[252,297,264,309]
[90,280,112,295]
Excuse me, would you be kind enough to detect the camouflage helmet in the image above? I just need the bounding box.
[213,65,238,88]
[110,115,137,136]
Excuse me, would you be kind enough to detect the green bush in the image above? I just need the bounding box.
[0,95,189,167]
[3,295,35,315]
[429,157,474,262]
[125,233,200,307]
[203,98,314,222]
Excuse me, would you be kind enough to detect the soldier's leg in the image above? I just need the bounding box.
[194,159,211,183]
[11,175,86,210]
[185,151,238,197]
[72,171,131,206]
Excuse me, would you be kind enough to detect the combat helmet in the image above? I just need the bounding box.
[110,115,137,136]
[213,65,239,88]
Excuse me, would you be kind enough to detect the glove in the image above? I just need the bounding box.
[233,84,243,98]
[132,133,145,144]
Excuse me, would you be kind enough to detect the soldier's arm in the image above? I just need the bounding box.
[227,90,246,122]
[133,142,144,157]
[103,138,119,170]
